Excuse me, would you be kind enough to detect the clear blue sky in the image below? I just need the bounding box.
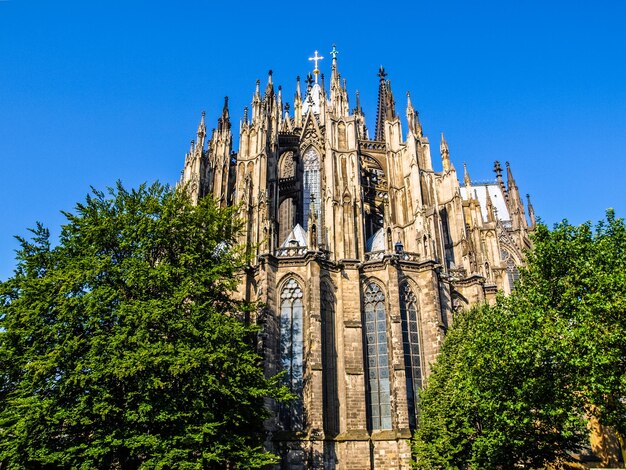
[1,0,625,280]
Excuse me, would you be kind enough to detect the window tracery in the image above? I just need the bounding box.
[501,249,520,289]
[363,281,392,430]
[280,278,304,429]
[302,147,320,232]
[400,282,422,429]
[279,151,296,180]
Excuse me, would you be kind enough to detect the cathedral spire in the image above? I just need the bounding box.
[330,44,339,70]
[375,66,396,141]
[494,160,508,203]
[196,111,206,147]
[265,70,274,97]
[294,76,302,127]
[254,79,261,99]
[406,92,420,137]
[252,79,261,122]
[440,132,451,172]
[463,162,472,187]
[295,75,302,100]
[527,193,536,228]
[329,44,348,116]
[218,97,230,134]
[506,161,517,190]
[277,86,283,122]
[485,185,496,222]
[375,66,387,140]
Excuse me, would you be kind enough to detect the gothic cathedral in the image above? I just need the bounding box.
[180,46,534,469]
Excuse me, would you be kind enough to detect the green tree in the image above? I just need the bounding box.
[413,211,626,468]
[0,182,289,469]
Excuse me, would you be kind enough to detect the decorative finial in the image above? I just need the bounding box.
[308,50,324,84]
[378,65,387,79]
[463,162,471,187]
[254,79,261,97]
[527,193,536,227]
[305,73,314,88]
[494,160,502,177]
[440,132,449,154]
[440,133,450,172]
[330,44,339,60]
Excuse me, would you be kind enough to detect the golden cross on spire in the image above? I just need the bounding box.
[308,50,324,84]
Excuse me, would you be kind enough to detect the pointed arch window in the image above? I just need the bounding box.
[280,278,304,430]
[501,249,520,290]
[321,281,339,435]
[302,147,320,232]
[400,282,423,430]
[363,281,391,430]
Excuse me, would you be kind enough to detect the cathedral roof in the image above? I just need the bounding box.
[279,223,307,248]
[460,184,511,222]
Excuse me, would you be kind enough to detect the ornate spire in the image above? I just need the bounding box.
[254,79,261,99]
[374,66,396,140]
[265,70,274,97]
[494,160,508,202]
[406,92,420,137]
[440,132,451,172]
[251,79,262,122]
[375,68,387,140]
[506,161,517,190]
[221,97,229,120]
[294,76,302,127]
[527,194,536,228]
[196,111,206,144]
[355,90,362,113]
[242,106,249,125]
[330,44,339,68]
[217,97,230,135]
[485,185,496,222]
[463,162,471,187]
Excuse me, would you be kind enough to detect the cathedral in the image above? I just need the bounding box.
[180,46,535,469]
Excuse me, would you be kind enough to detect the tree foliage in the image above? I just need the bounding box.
[413,211,626,468]
[0,182,289,469]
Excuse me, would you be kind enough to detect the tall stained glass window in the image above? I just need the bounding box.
[280,278,304,429]
[400,282,423,430]
[321,281,339,435]
[302,147,320,232]
[363,281,392,430]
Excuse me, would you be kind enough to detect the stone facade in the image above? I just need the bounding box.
[180,47,534,469]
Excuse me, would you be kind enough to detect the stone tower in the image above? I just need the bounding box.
[180,46,534,469]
